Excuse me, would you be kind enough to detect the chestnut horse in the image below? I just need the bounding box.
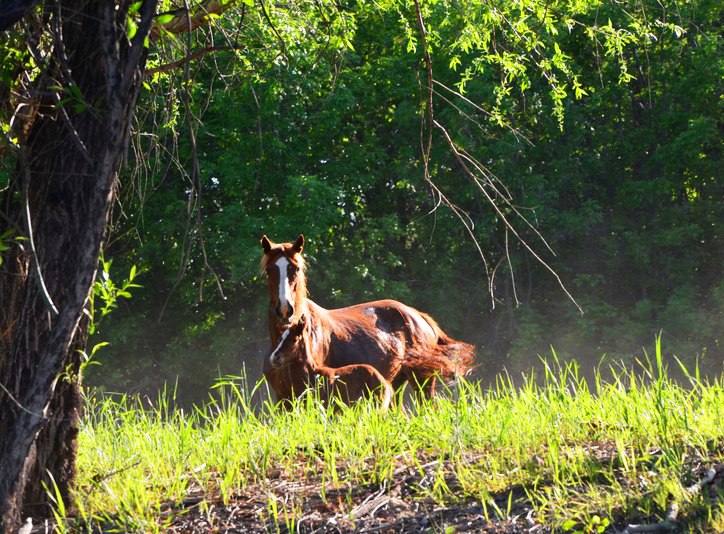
[260,234,475,403]
[269,316,394,411]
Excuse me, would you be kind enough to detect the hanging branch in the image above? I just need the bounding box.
[411,0,583,315]
[158,0,226,321]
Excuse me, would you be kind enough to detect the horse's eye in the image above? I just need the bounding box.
[287,265,297,276]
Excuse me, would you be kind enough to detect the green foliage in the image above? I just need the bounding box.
[88,257,142,335]
[0,230,24,266]
[79,258,141,386]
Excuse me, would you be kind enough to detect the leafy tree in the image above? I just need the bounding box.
[0,0,238,526]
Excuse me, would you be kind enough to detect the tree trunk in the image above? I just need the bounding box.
[0,0,157,529]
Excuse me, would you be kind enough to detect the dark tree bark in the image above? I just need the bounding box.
[0,0,40,31]
[0,0,158,529]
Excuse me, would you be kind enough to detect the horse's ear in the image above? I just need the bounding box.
[292,234,304,254]
[261,235,272,253]
[292,314,307,332]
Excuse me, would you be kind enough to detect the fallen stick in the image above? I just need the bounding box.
[624,467,718,533]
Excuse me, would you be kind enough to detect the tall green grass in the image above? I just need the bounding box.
[66,342,724,532]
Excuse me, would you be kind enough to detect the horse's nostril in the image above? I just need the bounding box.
[276,302,293,323]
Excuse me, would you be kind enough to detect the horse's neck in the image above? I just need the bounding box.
[298,300,335,369]
[269,313,283,346]
[281,324,319,373]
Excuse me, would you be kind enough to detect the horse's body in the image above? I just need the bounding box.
[268,318,394,411]
[261,234,475,403]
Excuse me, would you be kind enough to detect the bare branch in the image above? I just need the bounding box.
[411,0,492,308]
[432,79,533,146]
[121,0,157,99]
[258,0,288,65]
[144,45,240,76]
[624,467,721,533]
[0,380,47,420]
[435,120,583,315]
[24,13,94,165]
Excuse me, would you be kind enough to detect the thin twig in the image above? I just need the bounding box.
[0,380,48,419]
[505,227,519,306]
[432,79,533,146]
[454,148,558,257]
[158,0,198,321]
[412,0,494,308]
[91,460,142,486]
[20,147,59,316]
[24,12,94,165]
[259,0,287,64]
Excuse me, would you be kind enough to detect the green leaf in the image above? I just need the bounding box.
[90,342,110,357]
[127,18,138,40]
[155,13,175,25]
[128,1,143,15]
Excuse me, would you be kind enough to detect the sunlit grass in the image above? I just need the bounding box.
[66,340,724,532]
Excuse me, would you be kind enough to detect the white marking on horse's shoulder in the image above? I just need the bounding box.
[363,307,376,316]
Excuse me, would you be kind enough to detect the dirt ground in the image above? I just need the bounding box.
[161,448,724,533]
[164,458,542,533]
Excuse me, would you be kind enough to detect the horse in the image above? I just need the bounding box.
[260,234,475,404]
[268,315,394,411]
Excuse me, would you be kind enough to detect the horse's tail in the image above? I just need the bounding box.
[416,311,476,379]
[402,341,475,386]
[434,341,476,383]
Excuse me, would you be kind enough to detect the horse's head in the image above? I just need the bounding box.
[268,314,307,369]
[260,234,307,327]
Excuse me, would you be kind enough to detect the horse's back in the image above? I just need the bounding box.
[318,298,441,343]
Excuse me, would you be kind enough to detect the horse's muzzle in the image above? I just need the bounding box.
[275,302,294,326]
[269,352,282,368]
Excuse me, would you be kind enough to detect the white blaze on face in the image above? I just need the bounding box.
[275,256,292,317]
[269,328,291,367]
